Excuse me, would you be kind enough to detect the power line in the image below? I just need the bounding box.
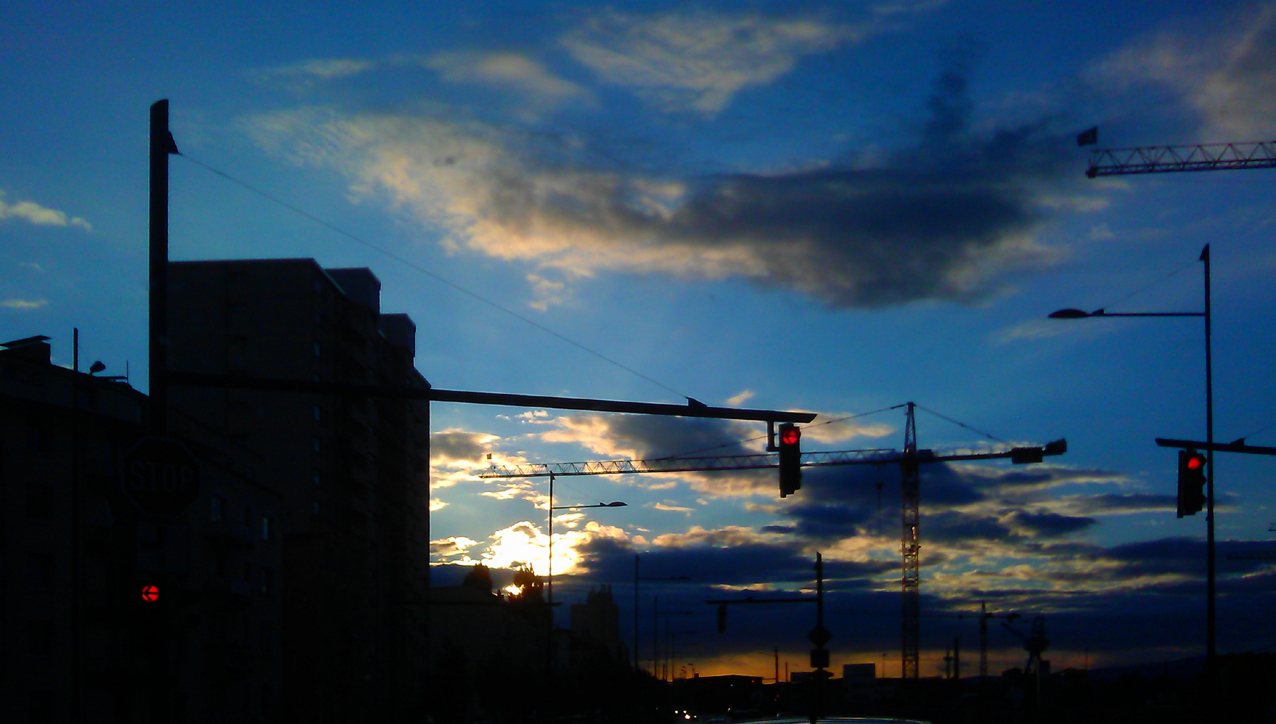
[177,153,694,402]
[1099,256,1199,312]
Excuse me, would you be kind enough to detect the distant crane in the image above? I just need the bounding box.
[481,402,1066,680]
[1002,616,1050,707]
[839,600,1017,681]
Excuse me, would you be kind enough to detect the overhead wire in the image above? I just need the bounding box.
[177,152,695,403]
[1096,256,1200,312]
[914,404,1009,445]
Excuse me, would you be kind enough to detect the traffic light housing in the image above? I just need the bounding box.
[1177,449,1206,518]
[778,423,801,497]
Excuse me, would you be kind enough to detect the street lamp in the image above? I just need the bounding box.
[1049,243,1215,671]
[543,472,626,723]
[546,470,627,616]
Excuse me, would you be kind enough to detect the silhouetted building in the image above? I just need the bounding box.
[0,335,146,722]
[0,334,286,723]
[168,259,431,723]
[570,584,626,664]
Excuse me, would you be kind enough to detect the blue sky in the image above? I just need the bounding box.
[4,0,1276,677]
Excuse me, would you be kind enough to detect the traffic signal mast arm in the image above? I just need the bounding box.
[1156,437,1276,456]
[478,440,1067,478]
[1086,140,1276,178]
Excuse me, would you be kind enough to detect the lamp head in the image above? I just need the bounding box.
[1048,309,1090,320]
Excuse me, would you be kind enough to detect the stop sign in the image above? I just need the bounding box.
[121,437,201,517]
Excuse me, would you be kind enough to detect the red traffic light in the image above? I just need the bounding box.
[141,584,160,603]
[781,427,800,446]
[1186,454,1203,470]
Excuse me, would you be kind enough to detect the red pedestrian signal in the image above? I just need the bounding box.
[778,423,802,497]
[1176,449,1206,518]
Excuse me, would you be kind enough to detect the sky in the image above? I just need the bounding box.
[3,0,1276,679]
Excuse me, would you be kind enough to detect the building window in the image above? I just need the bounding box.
[28,619,53,656]
[312,501,320,515]
[314,342,322,359]
[260,620,274,656]
[26,483,52,520]
[28,690,55,724]
[28,552,52,589]
[26,420,50,453]
[313,406,322,421]
[211,495,226,523]
[313,473,321,487]
[261,516,272,541]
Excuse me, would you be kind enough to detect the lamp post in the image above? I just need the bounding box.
[634,555,690,672]
[546,472,626,618]
[1049,243,1215,671]
[543,474,625,723]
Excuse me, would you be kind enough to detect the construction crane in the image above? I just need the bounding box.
[1085,140,1276,177]
[1085,139,1276,177]
[480,401,1066,680]
[1002,616,1050,707]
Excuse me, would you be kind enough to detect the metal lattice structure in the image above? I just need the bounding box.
[1086,141,1276,177]
[479,449,897,478]
[900,403,921,680]
[480,405,1066,681]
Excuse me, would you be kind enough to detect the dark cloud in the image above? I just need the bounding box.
[431,429,491,463]
[258,52,1080,310]
[1073,492,1177,515]
[602,415,758,458]
[604,51,1076,309]
[1004,509,1097,537]
[924,511,1013,545]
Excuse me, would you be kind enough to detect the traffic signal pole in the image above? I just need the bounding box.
[1203,245,1216,677]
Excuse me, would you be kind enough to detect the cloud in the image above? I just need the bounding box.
[725,389,754,407]
[540,413,762,460]
[432,428,501,467]
[561,4,938,116]
[425,51,590,105]
[1,298,48,310]
[246,50,1078,310]
[0,193,92,231]
[253,58,377,91]
[431,536,479,560]
[652,502,694,513]
[1089,4,1276,139]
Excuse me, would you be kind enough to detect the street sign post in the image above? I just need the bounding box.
[122,438,201,517]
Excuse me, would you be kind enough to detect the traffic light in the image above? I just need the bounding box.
[1177,449,1206,518]
[137,576,166,614]
[778,423,801,497]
